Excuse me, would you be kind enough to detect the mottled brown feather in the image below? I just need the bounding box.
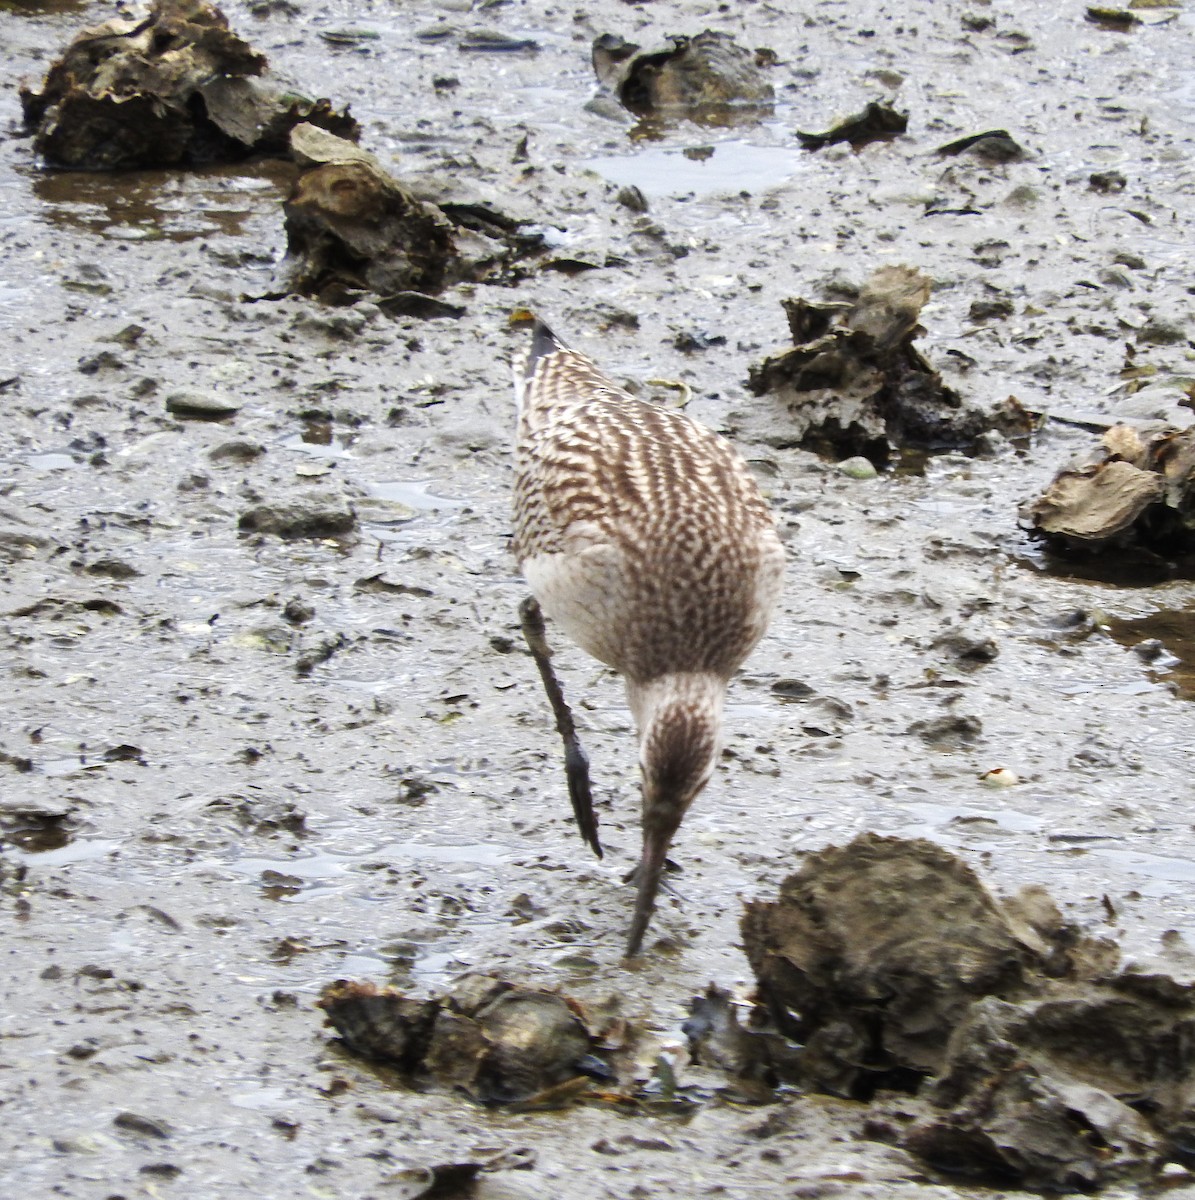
[512,319,785,955]
[514,325,784,683]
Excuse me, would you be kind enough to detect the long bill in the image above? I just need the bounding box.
[623,826,673,958]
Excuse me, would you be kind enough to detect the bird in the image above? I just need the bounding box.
[511,317,785,957]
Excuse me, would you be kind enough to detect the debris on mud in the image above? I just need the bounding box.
[935,129,1025,162]
[281,126,541,304]
[591,30,774,124]
[382,1151,538,1200]
[745,266,1032,464]
[318,975,619,1105]
[381,1162,482,1200]
[19,0,357,170]
[797,100,908,151]
[682,984,803,1099]
[0,803,77,852]
[737,833,1195,1191]
[1085,7,1140,31]
[1025,423,1195,554]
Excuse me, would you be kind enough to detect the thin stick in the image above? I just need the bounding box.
[519,596,603,859]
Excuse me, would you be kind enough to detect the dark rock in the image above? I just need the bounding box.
[238,495,356,539]
[968,297,1015,322]
[738,834,1195,1189]
[932,630,999,663]
[166,391,241,420]
[745,266,1032,464]
[909,713,983,746]
[741,835,1062,1096]
[318,975,615,1105]
[592,30,773,125]
[114,1111,172,1139]
[906,983,1188,1189]
[935,129,1024,162]
[20,0,357,170]
[281,126,540,303]
[1089,169,1128,193]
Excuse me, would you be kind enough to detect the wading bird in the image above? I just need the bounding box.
[512,319,785,956]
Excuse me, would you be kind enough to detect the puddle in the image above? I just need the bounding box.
[1105,607,1195,699]
[367,480,466,510]
[359,479,468,530]
[0,810,75,852]
[29,161,290,243]
[8,837,120,867]
[1087,845,1195,887]
[23,451,79,471]
[584,140,799,198]
[897,800,1046,839]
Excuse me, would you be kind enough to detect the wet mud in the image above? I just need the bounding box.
[5,0,1195,1197]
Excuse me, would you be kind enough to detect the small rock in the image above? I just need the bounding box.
[210,440,265,463]
[910,713,983,746]
[238,495,357,539]
[771,678,816,700]
[933,630,999,663]
[114,1111,172,1139]
[968,297,1014,322]
[616,185,648,213]
[1137,320,1187,346]
[283,598,315,625]
[838,456,878,480]
[166,391,241,420]
[1089,170,1127,193]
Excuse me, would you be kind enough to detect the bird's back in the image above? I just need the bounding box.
[514,325,784,682]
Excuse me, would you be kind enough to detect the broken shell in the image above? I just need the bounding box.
[1028,459,1163,541]
[317,980,439,1072]
[318,975,614,1105]
[980,767,1019,787]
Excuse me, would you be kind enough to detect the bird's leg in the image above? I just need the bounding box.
[622,859,683,897]
[518,596,603,859]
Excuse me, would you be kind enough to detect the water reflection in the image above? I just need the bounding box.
[30,159,292,242]
[585,140,799,198]
[1105,607,1195,700]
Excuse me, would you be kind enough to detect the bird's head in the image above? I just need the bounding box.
[624,674,725,957]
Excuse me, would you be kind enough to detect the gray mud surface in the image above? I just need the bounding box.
[4,1,1195,1196]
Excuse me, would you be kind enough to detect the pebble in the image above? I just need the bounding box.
[838,456,878,480]
[166,391,241,420]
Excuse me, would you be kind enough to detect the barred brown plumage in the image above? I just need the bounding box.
[512,318,785,957]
